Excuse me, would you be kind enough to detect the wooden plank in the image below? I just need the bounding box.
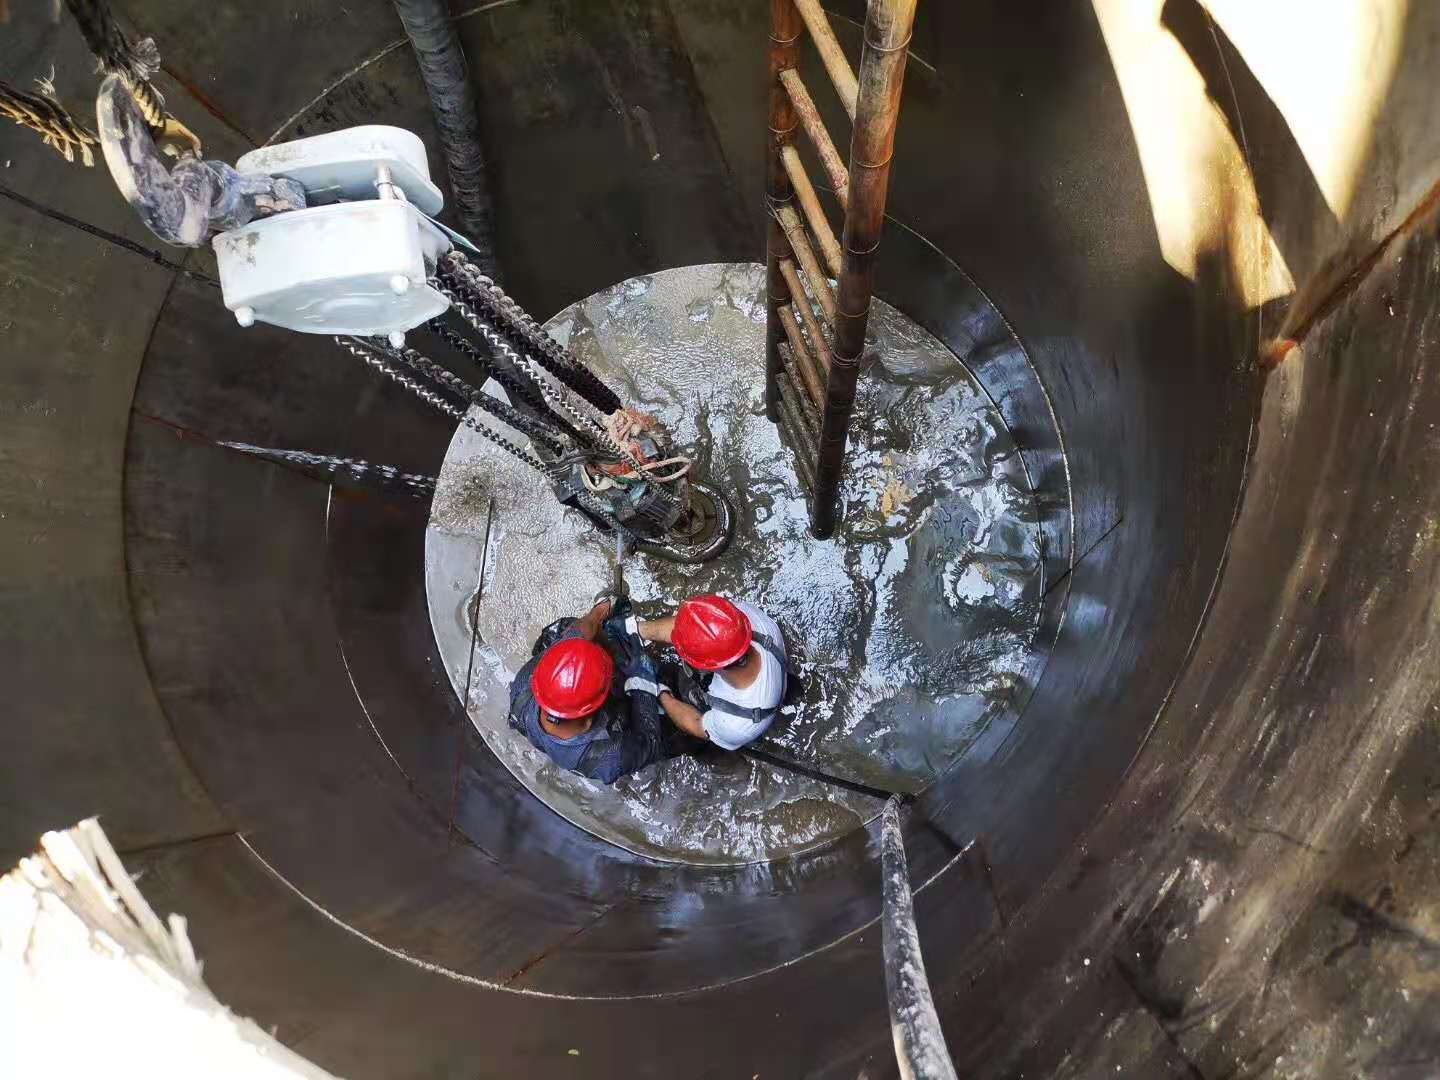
[779,365,821,445]
[793,0,859,119]
[781,144,843,278]
[779,68,850,209]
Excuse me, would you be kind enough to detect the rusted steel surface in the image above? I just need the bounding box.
[781,144,843,278]
[775,202,837,321]
[778,303,826,407]
[811,0,916,538]
[779,68,850,209]
[792,0,858,120]
[764,0,803,422]
[766,215,793,423]
[779,256,832,373]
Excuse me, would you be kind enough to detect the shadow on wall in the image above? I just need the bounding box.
[1095,0,1419,333]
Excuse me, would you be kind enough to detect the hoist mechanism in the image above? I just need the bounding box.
[96,79,733,563]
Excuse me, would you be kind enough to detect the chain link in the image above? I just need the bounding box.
[336,337,550,475]
[432,277,672,495]
[433,281,632,462]
[439,252,622,415]
[377,338,571,456]
[424,319,594,449]
[339,337,636,541]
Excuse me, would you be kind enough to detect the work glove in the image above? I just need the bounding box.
[606,617,652,676]
[621,651,665,700]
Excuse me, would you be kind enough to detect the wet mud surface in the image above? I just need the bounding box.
[425,263,1042,863]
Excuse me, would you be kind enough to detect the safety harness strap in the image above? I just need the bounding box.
[704,629,787,722]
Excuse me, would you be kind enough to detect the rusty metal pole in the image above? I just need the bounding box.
[765,0,802,423]
[810,0,916,538]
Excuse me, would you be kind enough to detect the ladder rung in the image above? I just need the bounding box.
[776,373,818,492]
[779,364,821,444]
[779,69,850,209]
[774,203,837,322]
[777,304,826,408]
[778,257,832,375]
[792,0,859,120]
[780,145,843,279]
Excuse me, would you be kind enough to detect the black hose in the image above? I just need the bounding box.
[391,0,494,271]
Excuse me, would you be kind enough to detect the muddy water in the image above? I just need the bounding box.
[424,263,1042,863]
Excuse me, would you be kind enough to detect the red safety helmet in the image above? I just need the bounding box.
[532,638,614,719]
[673,595,752,671]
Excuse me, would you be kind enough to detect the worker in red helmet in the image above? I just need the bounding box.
[508,595,685,784]
[631,595,788,751]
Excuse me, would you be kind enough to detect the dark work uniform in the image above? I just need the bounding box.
[508,614,680,785]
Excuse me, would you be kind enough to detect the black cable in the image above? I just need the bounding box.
[740,745,909,803]
[0,79,97,165]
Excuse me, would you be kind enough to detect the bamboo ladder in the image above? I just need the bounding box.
[765,0,919,538]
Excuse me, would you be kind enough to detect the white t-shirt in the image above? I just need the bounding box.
[702,600,787,750]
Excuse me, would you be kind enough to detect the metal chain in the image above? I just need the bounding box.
[431,259,688,511]
[376,338,571,456]
[338,338,635,539]
[433,280,631,461]
[439,252,623,415]
[425,320,592,447]
[336,337,549,474]
[432,277,668,491]
[440,251,613,411]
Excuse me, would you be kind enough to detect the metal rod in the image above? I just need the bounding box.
[792,0,859,120]
[778,305,826,408]
[779,68,850,210]
[812,0,916,539]
[765,0,803,424]
[778,256,833,374]
[781,145,843,278]
[881,797,959,1080]
[450,494,493,845]
[775,203,838,321]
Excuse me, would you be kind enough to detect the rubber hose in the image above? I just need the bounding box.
[391,0,495,272]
